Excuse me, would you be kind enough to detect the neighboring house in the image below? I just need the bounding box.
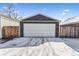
[60,16,79,38]
[20,14,59,38]
[0,14,20,39]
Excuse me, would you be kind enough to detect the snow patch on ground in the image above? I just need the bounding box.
[0,39,6,44]
[0,38,79,56]
[0,38,31,48]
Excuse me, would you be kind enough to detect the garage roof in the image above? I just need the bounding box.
[21,14,59,22]
[61,16,79,25]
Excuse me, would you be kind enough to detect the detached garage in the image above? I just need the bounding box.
[20,14,59,37]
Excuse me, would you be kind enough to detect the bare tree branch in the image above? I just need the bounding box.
[0,4,22,20]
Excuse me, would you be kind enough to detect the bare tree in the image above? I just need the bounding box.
[1,4,22,20]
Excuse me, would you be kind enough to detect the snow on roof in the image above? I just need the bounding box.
[61,16,79,25]
[0,14,20,22]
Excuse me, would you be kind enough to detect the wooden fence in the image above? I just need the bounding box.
[59,26,79,38]
[2,26,20,39]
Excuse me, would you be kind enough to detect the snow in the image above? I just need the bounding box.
[0,38,79,56]
[0,38,31,48]
[0,39,6,44]
[61,16,79,25]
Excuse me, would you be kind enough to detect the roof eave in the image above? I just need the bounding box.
[21,14,59,22]
[22,21,59,23]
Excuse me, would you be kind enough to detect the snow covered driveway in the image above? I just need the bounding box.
[0,38,79,56]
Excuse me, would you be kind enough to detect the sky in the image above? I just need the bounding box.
[0,3,79,21]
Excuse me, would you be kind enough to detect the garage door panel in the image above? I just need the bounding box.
[23,24,56,37]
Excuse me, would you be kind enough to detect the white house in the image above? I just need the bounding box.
[0,14,20,39]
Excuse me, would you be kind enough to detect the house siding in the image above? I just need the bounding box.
[0,16,2,38]
[1,16,19,28]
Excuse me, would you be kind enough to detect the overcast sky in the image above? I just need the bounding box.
[0,3,79,21]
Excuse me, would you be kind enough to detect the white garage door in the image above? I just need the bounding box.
[23,24,56,37]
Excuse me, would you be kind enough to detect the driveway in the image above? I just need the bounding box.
[0,38,79,56]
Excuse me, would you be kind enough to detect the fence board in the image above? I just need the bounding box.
[2,26,20,39]
[60,26,79,38]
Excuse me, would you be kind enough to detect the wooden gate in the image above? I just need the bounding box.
[2,26,20,39]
